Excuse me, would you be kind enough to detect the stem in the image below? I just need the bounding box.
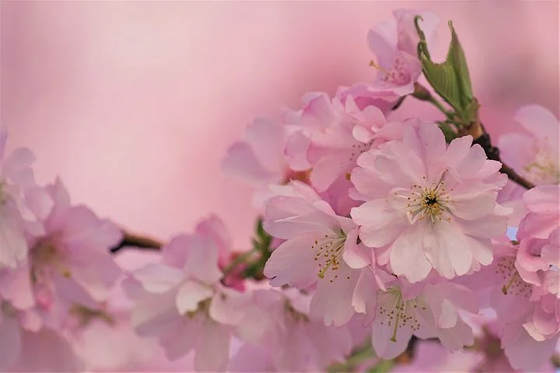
[222,250,255,277]
[110,232,162,253]
[411,83,453,119]
[472,129,536,190]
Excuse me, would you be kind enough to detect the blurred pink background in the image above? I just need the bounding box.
[2,1,558,248]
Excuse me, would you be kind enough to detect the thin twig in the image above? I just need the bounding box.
[110,232,162,253]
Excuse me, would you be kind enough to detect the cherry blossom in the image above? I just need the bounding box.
[351,122,510,282]
[367,278,477,359]
[499,105,559,186]
[21,179,122,327]
[339,9,440,108]
[262,181,383,326]
[232,288,353,371]
[126,218,250,371]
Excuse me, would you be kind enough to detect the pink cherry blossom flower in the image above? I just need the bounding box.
[222,115,313,207]
[468,240,560,371]
[232,288,353,371]
[18,178,122,327]
[126,219,250,371]
[337,10,440,109]
[501,318,559,372]
[516,229,559,298]
[499,105,559,186]
[351,122,510,283]
[369,10,440,95]
[295,93,389,193]
[262,181,382,327]
[367,278,477,359]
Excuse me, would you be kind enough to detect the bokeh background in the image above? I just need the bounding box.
[1,1,559,249]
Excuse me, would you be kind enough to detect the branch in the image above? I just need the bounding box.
[110,232,163,253]
[471,127,536,190]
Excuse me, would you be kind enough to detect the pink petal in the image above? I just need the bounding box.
[133,263,184,293]
[176,281,213,314]
[342,229,370,268]
[221,142,276,183]
[159,318,202,361]
[367,20,398,68]
[351,199,406,248]
[209,288,247,325]
[193,320,230,372]
[263,233,318,289]
[389,224,432,283]
[310,266,360,326]
[183,234,222,285]
[423,220,473,279]
[0,316,20,371]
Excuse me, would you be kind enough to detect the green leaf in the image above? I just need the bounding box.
[416,18,474,116]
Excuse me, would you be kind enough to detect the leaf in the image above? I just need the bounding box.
[416,18,475,116]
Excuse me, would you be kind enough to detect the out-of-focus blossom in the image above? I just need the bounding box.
[499,105,559,186]
[126,217,249,371]
[22,179,122,327]
[231,288,353,371]
[351,122,510,282]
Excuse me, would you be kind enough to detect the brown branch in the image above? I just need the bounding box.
[110,232,163,253]
[471,127,535,190]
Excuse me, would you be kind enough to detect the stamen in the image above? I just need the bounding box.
[313,231,347,280]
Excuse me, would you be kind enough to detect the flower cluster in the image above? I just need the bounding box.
[1,7,558,373]
[0,129,123,371]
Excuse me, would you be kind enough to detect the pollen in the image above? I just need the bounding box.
[313,231,347,281]
[29,237,72,282]
[396,172,452,224]
[376,287,425,343]
[496,257,532,297]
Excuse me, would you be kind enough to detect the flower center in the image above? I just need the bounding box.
[185,297,212,319]
[522,146,560,185]
[399,175,452,224]
[312,231,349,282]
[69,305,115,327]
[370,58,411,86]
[377,287,426,342]
[496,257,531,297]
[30,237,71,283]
